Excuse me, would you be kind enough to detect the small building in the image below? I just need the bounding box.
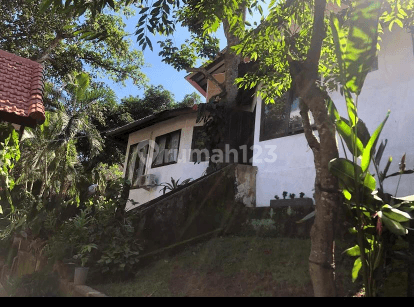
[109,26,414,210]
[106,106,211,209]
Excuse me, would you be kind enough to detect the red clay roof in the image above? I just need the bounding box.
[0,50,45,127]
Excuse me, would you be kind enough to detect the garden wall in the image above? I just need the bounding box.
[239,198,314,238]
[127,163,313,258]
[128,164,257,254]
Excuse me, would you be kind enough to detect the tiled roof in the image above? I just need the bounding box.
[0,50,45,128]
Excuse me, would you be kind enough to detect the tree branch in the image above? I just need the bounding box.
[33,32,74,64]
[299,99,320,152]
[305,0,327,74]
[82,52,144,85]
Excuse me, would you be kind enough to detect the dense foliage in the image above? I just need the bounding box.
[7,0,414,296]
[0,0,147,87]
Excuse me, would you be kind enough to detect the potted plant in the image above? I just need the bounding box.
[73,243,97,285]
[270,191,313,208]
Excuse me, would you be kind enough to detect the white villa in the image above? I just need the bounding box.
[107,26,414,211]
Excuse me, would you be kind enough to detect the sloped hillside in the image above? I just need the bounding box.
[92,236,359,297]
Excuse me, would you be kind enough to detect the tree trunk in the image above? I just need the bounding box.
[309,127,339,297]
[296,82,340,297]
[287,0,341,296]
[222,5,245,108]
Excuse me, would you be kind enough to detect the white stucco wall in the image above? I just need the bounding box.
[253,26,414,207]
[124,112,209,210]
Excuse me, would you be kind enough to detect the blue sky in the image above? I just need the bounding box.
[105,17,226,103]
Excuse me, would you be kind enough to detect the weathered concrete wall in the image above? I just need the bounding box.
[240,198,314,238]
[235,164,257,208]
[128,164,257,254]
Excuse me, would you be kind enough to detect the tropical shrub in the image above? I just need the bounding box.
[9,270,60,297]
[158,177,193,195]
[0,123,21,215]
[42,189,142,282]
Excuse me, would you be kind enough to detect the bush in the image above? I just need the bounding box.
[43,195,143,283]
[87,199,143,281]
[9,270,60,297]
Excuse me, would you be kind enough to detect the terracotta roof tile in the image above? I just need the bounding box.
[0,49,45,127]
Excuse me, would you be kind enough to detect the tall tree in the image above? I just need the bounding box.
[1,0,147,87]
[236,0,414,296]
[43,0,414,296]
[121,85,176,120]
[17,73,107,204]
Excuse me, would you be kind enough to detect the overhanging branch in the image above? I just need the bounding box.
[299,99,320,152]
[305,0,327,74]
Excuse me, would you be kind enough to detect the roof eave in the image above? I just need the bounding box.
[105,107,197,142]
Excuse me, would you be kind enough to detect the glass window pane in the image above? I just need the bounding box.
[166,131,180,163]
[135,143,148,184]
[125,144,138,183]
[154,136,166,166]
[261,94,289,140]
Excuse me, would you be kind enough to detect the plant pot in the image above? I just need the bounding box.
[74,267,89,285]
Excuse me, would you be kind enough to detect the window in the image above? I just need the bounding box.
[125,140,149,187]
[190,126,209,162]
[260,90,314,142]
[152,130,181,168]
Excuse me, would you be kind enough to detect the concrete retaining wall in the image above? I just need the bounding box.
[128,164,258,254]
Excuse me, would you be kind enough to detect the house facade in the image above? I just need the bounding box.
[107,107,210,209]
[251,26,414,206]
[109,26,414,210]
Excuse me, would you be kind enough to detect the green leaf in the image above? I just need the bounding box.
[380,214,407,236]
[352,257,362,282]
[344,0,382,95]
[355,119,371,147]
[344,245,361,257]
[326,98,340,123]
[329,158,362,191]
[394,195,414,202]
[375,139,387,166]
[39,0,54,14]
[361,110,390,172]
[343,189,352,201]
[344,90,358,127]
[330,13,347,87]
[336,118,364,156]
[385,170,414,179]
[108,0,115,9]
[146,36,153,51]
[363,172,376,191]
[349,227,358,234]
[381,204,412,222]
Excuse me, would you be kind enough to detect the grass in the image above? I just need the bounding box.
[92,236,315,297]
[93,235,396,297]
